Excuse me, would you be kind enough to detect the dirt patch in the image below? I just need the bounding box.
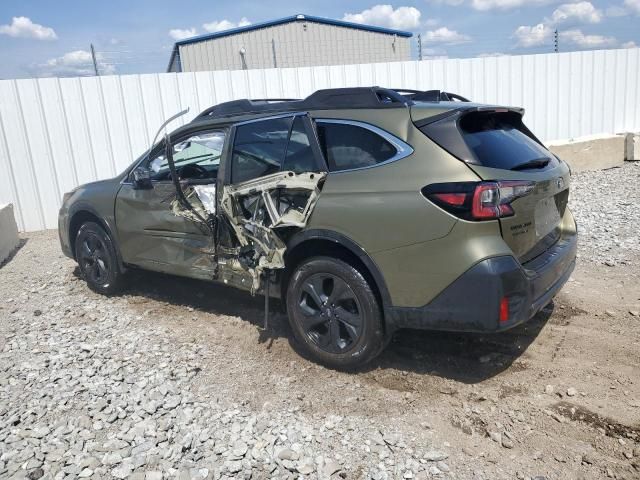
[553,401,640,440]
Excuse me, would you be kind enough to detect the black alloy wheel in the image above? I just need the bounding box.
[74,222,125,295]
[298,272,363,353]
[78,232,110,286]
[287,256,385,369]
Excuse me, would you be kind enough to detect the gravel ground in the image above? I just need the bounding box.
[1,163,639,480]
[569,161,640,266]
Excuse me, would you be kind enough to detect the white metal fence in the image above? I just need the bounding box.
[1,47,639,232]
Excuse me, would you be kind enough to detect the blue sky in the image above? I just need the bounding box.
[0,0,638,79]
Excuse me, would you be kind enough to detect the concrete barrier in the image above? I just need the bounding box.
[547,134,626,173]
[626,133,640,161]
[0,203,20,265]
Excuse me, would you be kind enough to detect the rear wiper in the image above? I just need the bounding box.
[511,158,550,171]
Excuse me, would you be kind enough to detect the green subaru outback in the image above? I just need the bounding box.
[58,87,577,369]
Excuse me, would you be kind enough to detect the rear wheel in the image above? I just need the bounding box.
[75,222,125,295]
[286,257,384,369]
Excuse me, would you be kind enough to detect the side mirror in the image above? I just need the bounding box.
[131,166,153,190]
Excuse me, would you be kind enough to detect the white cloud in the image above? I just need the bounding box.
[169,28,197,41]
[0,16,57,40]
[202,17,251,33]
[470,0,557,11]
[560,29,617,47]
[622,40,637,48]
[424,27,471,44]
[170,18,251,40]
[513,23,554,47]
[549,2,602,24]
[34,50,115,77]
[625,0,640,14]
[343,5,421,30]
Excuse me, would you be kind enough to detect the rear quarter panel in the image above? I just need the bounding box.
[306,108,508,307]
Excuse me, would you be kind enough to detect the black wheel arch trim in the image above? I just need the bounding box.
[67,203,125,272]
[285,229,393,312]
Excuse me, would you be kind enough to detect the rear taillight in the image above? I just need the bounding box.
[422,180,534,221]
[499,297,510,323]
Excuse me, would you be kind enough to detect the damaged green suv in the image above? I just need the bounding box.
[59,87,577,369]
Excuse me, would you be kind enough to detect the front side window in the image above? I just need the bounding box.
[148,130,225,181]
[316,121,397,172]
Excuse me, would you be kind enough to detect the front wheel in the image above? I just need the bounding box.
[75,222,125,295]
[286,257,385,370]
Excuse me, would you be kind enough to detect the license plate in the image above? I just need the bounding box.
[535,197,561,239]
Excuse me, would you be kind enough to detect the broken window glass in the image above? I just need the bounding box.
[149,130,225,182]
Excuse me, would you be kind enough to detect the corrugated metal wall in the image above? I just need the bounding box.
[1,48,639,232]
[178,21,411,71]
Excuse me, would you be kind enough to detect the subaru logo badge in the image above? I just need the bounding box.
[557,177,564,189]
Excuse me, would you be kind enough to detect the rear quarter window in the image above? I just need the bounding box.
[316,121,397,172]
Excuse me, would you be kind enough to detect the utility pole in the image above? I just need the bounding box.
[554,29,559,53]
[90,43,100,76]
[417,34,422,61]
[271,39,277,68]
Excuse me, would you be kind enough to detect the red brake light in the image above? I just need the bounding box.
[431,192,467,206]
[500,297,509,323]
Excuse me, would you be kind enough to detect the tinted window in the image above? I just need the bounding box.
[316,122,396,172]
[282,117,317,174]
[231,117,291,184]
[459,112,556,170]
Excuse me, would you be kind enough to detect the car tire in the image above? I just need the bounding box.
[75,221,125,295]
[286,256,385,370]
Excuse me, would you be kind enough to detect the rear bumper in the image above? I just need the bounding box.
[385,230,577,333]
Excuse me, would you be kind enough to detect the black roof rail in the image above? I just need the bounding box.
[194,99,301,120]
[193,87,413,121]
[391,88,471,103]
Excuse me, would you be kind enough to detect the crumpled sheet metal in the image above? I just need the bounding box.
[170,185,213,229]
[221,171,326,292]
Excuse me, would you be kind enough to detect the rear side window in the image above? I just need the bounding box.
[231,117,291,184]
[458,112,554,170]
[282,116,317,174]
[316,121,397,172]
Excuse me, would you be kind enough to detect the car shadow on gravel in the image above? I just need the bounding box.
[110,268,293,340]
[365,305,556,384]
[99,267,559,382]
